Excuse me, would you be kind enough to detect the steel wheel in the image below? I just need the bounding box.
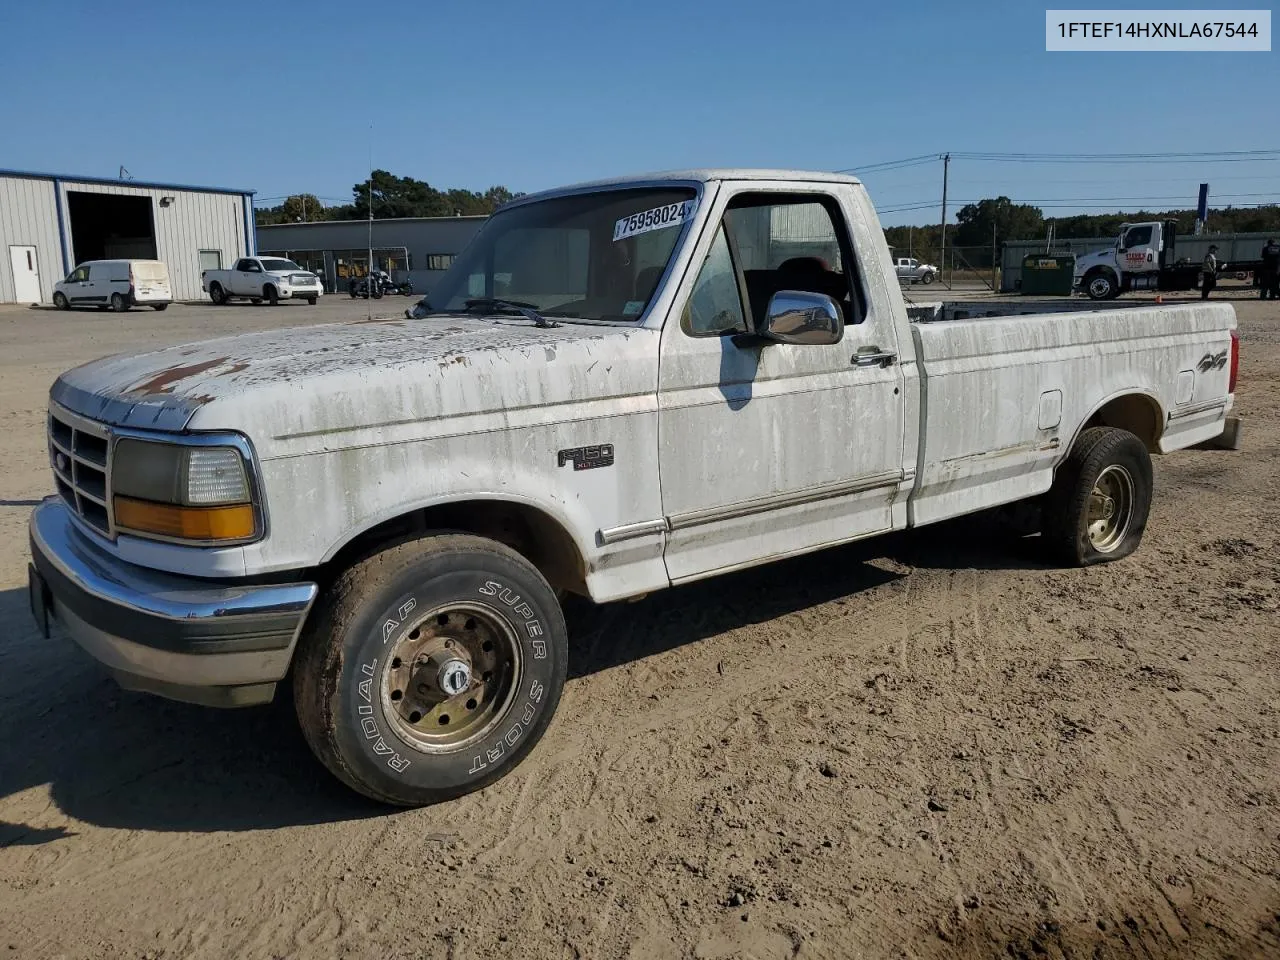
[380,602,521,754]
[1086,464,1134,553]
[1087,274,1115,300]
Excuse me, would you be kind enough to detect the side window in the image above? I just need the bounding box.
[722,195,865,328]
[681,225,747,337]
[233,259,250,271]
[68,266,89,282]
[1123,225,1152,248]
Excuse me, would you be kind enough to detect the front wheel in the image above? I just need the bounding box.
[53,292,69,310]
[1085,271,1118,301]
[307,296,317,305]
[1042,426,1152,566]
[293,534,568,806]
[264,284,279,306]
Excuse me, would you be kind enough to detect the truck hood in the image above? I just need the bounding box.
[1073,249,1113,277]
[50,315,655,456]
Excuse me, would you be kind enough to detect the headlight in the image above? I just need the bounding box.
[111,439,258,544]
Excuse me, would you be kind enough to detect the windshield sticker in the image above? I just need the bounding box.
[614,200,696,242]
[622,300,645,316]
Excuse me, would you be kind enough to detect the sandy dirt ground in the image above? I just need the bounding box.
[0,292,1277,960]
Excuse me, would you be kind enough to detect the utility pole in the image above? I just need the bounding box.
[991,219,998,292]
[939,153,950,288]
[909,225,913,259]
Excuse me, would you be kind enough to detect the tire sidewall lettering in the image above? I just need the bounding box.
[342,569,562,791]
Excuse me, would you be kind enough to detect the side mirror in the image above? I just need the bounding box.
[759,290,844,345]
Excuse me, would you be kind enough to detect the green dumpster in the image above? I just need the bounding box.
[1020,253,1077,296]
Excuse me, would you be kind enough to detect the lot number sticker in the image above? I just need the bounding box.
[614,200,696,242]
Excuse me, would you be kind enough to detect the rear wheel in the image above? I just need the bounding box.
[1042,427,1152,566]
[920,271,934,285]
[293,534,568,806]
[53,292,69,310]
[152,303,168,312]
[209,283,228,305]
[110,293,128,312]
[264,284,279,306]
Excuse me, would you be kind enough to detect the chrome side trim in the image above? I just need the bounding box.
[1168,398,1227,420]
[598,518,668,546]
[666,471,902,532]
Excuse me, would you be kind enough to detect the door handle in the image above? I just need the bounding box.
[853,349,897,367]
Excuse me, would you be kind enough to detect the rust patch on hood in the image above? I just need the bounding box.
[123,356,245,396]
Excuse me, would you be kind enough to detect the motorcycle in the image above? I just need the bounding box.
[348,270,414,299]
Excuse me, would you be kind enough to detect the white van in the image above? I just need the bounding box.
[52,260,173,312]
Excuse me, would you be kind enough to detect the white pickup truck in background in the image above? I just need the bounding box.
[894,256,937,284]
[29,168,1238,807]
[201,256,322,306]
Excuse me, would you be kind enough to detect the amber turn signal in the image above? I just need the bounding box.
[113,496,256,542]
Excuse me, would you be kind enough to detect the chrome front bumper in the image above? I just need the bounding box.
[28,498,318,707]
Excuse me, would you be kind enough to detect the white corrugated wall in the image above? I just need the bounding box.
[0,176,65,304]
[58,181,249,301]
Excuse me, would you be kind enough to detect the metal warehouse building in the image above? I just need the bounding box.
[257,216,486,297]
[0,169,254,305]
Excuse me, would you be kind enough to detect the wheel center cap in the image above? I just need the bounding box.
[438,659,471,697]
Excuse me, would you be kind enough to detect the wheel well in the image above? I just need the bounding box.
[1080,394,1162,452]
[321,500,588,596]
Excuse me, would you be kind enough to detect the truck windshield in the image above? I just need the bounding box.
[425,187,698,323]
[260,259,302,271]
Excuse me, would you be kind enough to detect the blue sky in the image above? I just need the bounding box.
[1,0,1275,225]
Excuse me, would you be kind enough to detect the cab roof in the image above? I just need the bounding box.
[511,169,863,207]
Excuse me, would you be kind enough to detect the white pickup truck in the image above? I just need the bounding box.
[201,256,322,306]
[28,169,1239,806]
[894,256,937,284]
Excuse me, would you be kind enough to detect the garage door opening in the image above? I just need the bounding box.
[67,192,157,264]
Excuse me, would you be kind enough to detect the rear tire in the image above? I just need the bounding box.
[152,303,168,312]
[209,283,228,305]
[293,534,568,806]
[265,284,279,306]
[53,292,69,310]
[920,271,934,285]
[110,293,128,312]
[1042,427,1152,566]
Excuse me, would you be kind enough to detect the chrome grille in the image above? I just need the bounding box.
[290,273,315,285]
[48,406,112,537]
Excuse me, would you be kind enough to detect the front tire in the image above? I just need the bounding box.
[265,284,279,306]
[1085,271,1118,301]
[293,534,568,806]
[1042,427,1152,566]
[53,292,69,310]
[307,296,317,305]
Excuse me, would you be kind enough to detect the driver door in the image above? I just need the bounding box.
[657,183,909,584]
[233,258,260,295]
[1120,224,1158,275]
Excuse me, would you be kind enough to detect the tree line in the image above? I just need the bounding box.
[255,170,523,226]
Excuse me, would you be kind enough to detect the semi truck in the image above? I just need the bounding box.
[1074,219,1267,300]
